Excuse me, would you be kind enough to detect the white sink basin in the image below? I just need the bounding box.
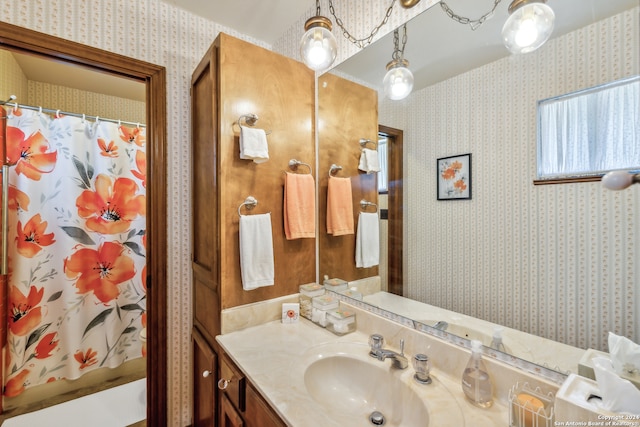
[303,342,429,426]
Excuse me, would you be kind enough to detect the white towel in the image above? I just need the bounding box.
[240,127,269,163]
[355,212,379,268]
[239,213,275,290]
[358,148,380,174]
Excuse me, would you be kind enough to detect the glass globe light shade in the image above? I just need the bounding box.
[383,60,414,101]
[502,1,555,54]
[300,16,337,72]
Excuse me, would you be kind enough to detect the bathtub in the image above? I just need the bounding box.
[1,378,146,427]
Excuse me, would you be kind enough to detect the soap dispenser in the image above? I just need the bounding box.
[461,340,494,408]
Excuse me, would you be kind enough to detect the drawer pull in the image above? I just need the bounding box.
[218,378,231,390]
[202,370,211,378]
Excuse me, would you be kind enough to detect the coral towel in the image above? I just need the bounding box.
[326,176,354,236]
[239,213,275,290]
[284,172,316,240]
[239,126,269,163]
[356,212,380,268]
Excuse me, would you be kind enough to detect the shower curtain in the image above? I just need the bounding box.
[1,106,147,398]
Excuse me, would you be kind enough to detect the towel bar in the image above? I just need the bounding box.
[237,196,258,216]
[237,113,272,135]
[360,199,378,212]
[329,164,343,177]
[288,159,312,174]
[359,138,377,149]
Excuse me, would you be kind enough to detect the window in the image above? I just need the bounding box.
[377,135,388,193]
[537,76,640,180]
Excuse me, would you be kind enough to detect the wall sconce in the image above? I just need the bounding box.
[502,0,555,54]
[300,0,337,72]
[602,171,640,191]
[383,25,413,101]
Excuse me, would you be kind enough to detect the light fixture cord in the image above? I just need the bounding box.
[315,0,321,16]
[440,0,503,30]
[328,0,397,49]
[391,24,408,61]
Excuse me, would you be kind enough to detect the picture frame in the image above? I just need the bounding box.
[437,153,472,200]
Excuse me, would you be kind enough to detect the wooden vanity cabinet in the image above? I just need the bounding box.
[193,328,218,427]
[191,32,314,426]
[218,351,285,427]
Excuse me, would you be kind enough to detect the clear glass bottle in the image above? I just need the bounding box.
[461,340,494,408]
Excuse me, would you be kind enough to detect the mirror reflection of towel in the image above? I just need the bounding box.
[356,212,379,268]
[326,176,354,236]
[358,148,380,174]
[239,213,274,290]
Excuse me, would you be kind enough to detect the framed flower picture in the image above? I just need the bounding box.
[437,153,472,200]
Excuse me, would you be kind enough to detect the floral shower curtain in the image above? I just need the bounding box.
[2,107,147,398]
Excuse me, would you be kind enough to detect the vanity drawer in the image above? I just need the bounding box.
[219,353,246,412]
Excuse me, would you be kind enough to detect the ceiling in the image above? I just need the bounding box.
[162,0,315,45]
[11,53,146,102]
[334,0,640,92]
[4,0,638,101]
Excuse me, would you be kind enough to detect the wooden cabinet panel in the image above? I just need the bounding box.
[317,72,379,282]
[191,32,312,427]
[220,394,244,427]
[219,353,246,412]
[193,328,217,427]
[216,33,316,309]
[244,383,286,427]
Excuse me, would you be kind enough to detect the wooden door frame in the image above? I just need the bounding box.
[0,22,168,424]
[379,125,403,296]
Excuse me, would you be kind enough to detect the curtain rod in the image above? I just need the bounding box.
[0,99,146,128]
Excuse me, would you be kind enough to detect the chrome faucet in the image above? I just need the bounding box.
[432,320,449,331]
[368,334,408,369]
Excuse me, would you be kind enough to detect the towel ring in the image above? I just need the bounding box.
[288,159,312,174]
[237,196,258,216]
[237,113,272,135]
[329,164,343,177]
[359,138,377,149]
[360,199,378,212]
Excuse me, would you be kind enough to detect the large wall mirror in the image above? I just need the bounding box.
[318,0,639,377]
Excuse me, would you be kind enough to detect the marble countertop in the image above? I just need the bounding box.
[217,319,509,427]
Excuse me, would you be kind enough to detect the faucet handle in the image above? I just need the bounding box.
[369,334,384,352]
[413,353,432,384]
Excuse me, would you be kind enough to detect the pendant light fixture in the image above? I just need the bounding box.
[383,25,413,101]
[502,0,555,54]
[300,0,338,72]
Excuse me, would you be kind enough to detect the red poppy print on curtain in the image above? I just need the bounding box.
[76,174,145,235]
[3,110,147,398]
[16,214,56,257]
[64,241,136,304]
[5,126,57,181]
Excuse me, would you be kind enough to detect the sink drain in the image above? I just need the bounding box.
[369,411,386,426]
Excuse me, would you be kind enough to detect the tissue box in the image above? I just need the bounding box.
[281,303,299,324]
[555,374,622,423]
[579,349,640,390]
